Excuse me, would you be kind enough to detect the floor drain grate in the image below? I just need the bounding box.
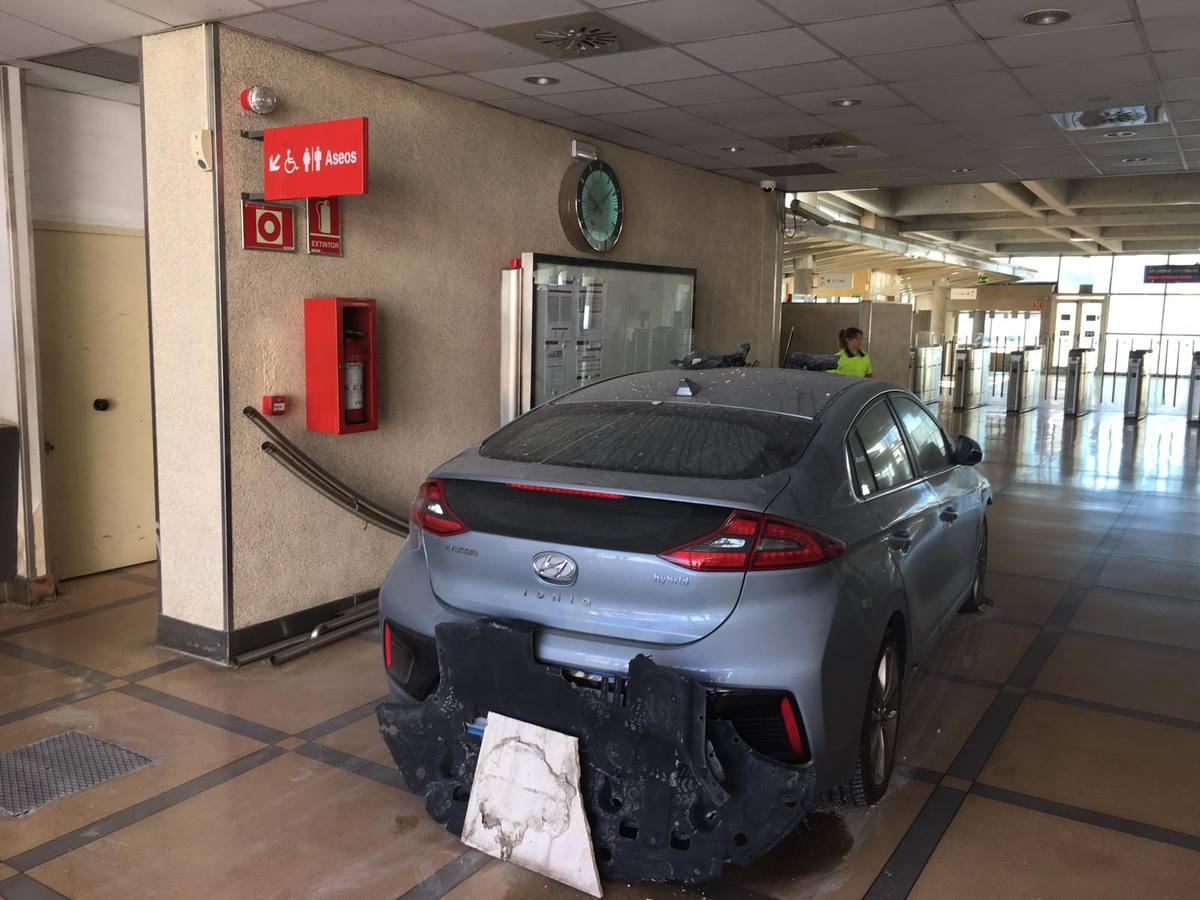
[0,730,153,816]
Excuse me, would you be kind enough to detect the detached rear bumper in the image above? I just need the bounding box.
[376,620,815,884]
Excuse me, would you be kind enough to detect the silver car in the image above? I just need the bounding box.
[377,368,990,883]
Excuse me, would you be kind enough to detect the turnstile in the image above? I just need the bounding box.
[1006,346,1043,415]
[1124,349,1153,421]
[952,347,989,410]
[1064,348,1096,418]
[910,345,943,405]
[1187,350,1200,425]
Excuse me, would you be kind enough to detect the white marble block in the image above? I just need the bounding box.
[461,712,603,898]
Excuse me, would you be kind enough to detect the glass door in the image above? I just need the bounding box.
[1052,298,1106,369]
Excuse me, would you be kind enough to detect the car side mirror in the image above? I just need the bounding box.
[954,435,983,466]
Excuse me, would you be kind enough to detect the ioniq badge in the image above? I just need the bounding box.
[532,551,578,586]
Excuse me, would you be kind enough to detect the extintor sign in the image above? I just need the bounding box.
[262,117,368,201]
[307,196,342,256]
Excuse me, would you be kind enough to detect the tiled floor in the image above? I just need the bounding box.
[1,406,1198,899]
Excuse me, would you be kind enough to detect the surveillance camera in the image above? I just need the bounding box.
[760,179,777,193]
[788,198,832,227]
[191,128,214,172]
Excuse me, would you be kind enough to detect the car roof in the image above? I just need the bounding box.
[553,367,894,420]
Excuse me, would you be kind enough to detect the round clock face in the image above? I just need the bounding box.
[561,159,623,253]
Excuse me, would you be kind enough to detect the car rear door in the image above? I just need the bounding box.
[847,398,945,658]
[889,394,983,614]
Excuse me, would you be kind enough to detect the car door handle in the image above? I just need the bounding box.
[887,530,912,553]
[940,507,959,522]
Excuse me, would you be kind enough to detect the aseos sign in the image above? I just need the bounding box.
[262,117,368,201]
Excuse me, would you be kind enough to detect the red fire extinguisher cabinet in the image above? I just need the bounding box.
[304,297,378,434]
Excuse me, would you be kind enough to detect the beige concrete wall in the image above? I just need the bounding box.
[202,28,778,629]
[779,300,911,383]
[143,29,226,629]
[864,301,913,385]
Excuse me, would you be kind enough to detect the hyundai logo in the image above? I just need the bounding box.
[532,551,578,586]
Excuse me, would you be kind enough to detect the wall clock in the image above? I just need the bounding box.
[559,159,624,253]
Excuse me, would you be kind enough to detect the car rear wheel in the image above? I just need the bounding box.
[959,518,989,613]
[829,630,902,808]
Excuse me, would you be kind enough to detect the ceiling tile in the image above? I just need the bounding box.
[737,59,875,95]
[683,96,794,124]
[639,144,728,169]
[222,12,364,52]
[472,61,613,94]
[781,84,905,114]
[680,28,837,72]
[540,113,605,131]
[685,139,800,167]
[567,47,717,85]
[415,0,587,28]
[854,43,1001,81]
[1080,137,1180,158]
[1164,77,1200,102]
[712,167,770,183]
[1172,106,1200,125]
[0,0,166,42]
[1137,0,1198,17]
[487,95,576,118]
[1177,134,1200,149]
[0,11,81,58]
[949,115,1070,148]
[387,31,546,70]
[599,107,742,142]
[955,0,1131,39]
[577,120,662,147]
[807,7,975,56]
[634,74,762,105]
[1143,16,1200,52]
[818,104,933,129]
[284,0,469,44]
[541,87,664,113]
[1156,49,1200,80]
[413,73,519,101]
[327,45,448,79]
[735,111,830,137]
[1034,83,1163,113]
[605,0,789,43]
[1092,161,1183,175]
[894,71,1041,117]
[1013,54,1154,93]
[987,23,1145,68]
[86,82,142,104]
[762,0,940,25]
[850,122,960,149]
[113,1,257,26]
[1067,121,1176,143]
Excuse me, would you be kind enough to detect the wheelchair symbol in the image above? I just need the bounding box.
[283,149,298,174]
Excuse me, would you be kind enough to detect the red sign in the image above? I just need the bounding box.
[262,117,368,201]
[241,200,295,252]
[307,196,342,256]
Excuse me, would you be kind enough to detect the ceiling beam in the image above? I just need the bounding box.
[824,189,896,218]
[899,209,1200,232]
[980,182,1045,218]
[1021,180,1074,216]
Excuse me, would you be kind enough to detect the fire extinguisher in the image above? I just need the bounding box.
[344,330,368,424]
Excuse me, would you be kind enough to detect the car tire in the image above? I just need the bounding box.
[958,518,989,614]
[828,629,902,808]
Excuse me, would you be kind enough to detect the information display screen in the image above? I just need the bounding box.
[531,255,696,407]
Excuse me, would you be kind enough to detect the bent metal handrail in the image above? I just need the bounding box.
[242,406,409,536]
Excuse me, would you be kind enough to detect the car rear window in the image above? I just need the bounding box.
[480,401,818,480]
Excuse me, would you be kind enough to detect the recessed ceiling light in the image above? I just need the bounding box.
[1070,237,1094,242]
[1104,130,1138,137]
[827,98,862,108]
[723,145,744,153]
[1023,9,1073,26]
[523,75,560,86]
[1122,156,1153,163]
[952,167,977,174]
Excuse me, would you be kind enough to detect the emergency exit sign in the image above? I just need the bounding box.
[262,117,369,201]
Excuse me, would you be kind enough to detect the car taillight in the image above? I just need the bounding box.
[660,512,760,570]
[410,479,468,536]
[505,483,626,500]
[384,622,392,668]
[660,512,843,572]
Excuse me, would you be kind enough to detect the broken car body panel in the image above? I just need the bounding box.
[377,620,815,884]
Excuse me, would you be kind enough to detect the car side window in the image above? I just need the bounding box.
[890,395,953,475]
[848,432,878,497]
[851,400,915,496]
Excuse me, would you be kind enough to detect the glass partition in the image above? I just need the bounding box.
[530,255,695,407]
